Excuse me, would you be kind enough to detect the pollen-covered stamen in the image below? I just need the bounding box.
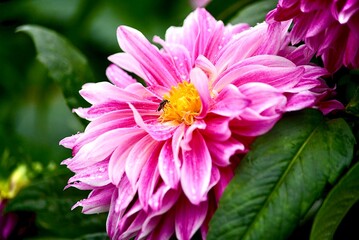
[158,81,202,125]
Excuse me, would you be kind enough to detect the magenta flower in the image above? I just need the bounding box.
[267,0,359,73]
[0,200,17,239]
[61,8,341,240]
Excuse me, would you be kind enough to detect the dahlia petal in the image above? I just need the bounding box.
[73,187,114,214]
[148,184,175,212]
[215,64,304,93]
[68,161,110,187]
[181,120,206,151]
[316,99,345,115]
[120,210,147,239]
[165,8,219,61]
[231,110,281,136]
[140,188,180,239]
[158,140,180,189]
[138,143,162,211]
[190,68,211,118]
[125,135,160,189]
[73,110,137,153]
[66,128,137,171]
[106,64,137,88]
[211,84,249,117]
[107,188,119,238]
[108,130,147,186]
[206,137,245,167]
[285,91,317,111]
[181,130,211,205]
[79,82,141,105]
[172,123,185,174]
[300,0,325,12]
[338,0,359,24]
[114,176,136,214]
[73,103,132,121]
[306,10,333,38]
[111,201,143,239]
[153,36,192,81]
[108,52,148,81]
[238,82,287,114]
[59,133,81,149]
[129,103,177,141]
[279,44,314,65]
[195,55,218,83]
[117,26,178,87]
[215,24,266,71]
[344,30,359,66]
[208,165,220,191]
[147,209,175,240]
[202,116,231,141]
[175,196,208,240]
[254,20,291,55]
[123,82,160,101]
[203,21,226,60]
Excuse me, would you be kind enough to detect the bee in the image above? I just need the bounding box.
[157,99,169,111]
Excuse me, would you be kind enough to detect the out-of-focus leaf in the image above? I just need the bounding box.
[208,109,355,240]
[310,162,359,240]
[75,232,109,240]
[5,172,107,238]
[206,0,258,23]
[345,70,359,116]
[230,0,277,25]
[16,24,94,110]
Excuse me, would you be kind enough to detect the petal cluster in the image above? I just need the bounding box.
[267,0,359,72]
[61,8,341,240]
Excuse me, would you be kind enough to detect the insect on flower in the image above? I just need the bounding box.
[157,99,169,111]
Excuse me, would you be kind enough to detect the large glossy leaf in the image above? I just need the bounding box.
[207,109,355,240]
[16,24,94,110]
[310,161,359,240]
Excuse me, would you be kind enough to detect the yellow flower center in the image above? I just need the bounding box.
[159,81,201,125]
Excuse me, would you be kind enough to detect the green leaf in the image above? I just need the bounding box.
[206,0,258,23]
[5,172,107,238]
[310,161,359,240]
[16,24,94,110]
[230,0,277,26]
[207,109,355,240]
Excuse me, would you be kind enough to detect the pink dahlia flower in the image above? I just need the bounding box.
[61,8,341,240]
[267,0,359,73]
